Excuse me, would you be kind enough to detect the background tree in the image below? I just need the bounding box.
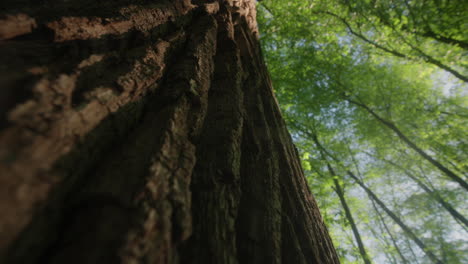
[258,0,467,263]
[0,1,339,263]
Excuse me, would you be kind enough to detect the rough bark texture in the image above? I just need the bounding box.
[0,1,339,263]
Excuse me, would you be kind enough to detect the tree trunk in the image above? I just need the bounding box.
[303,125,371,263]
[330,168,371,264]
[346,98,468,191]
[0,1,339,263]
[371,199,410,264]
[376,155,468,229]
[347,171,443,264]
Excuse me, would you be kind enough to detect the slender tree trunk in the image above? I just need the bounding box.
[307,127,371,263]
[371,199,410,264]
[0,1,339,263]
[321,11,468,82]
[365,223,398,264]
[327,165,372,264]
[376,156,468,228]
[404,236,422,264]
[347,98,468,191]
[347,171,443,264]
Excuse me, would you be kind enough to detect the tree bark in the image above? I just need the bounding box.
[0,1,339,263]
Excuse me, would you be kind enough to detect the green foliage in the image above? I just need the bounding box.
[258,0,468,263]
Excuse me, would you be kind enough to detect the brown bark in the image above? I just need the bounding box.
[0,1,339,263]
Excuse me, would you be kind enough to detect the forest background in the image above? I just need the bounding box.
[257,0,467,263]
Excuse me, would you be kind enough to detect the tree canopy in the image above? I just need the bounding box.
[257,0,467,263]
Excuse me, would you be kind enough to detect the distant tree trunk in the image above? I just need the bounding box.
[321,11,468,83]
[301,125,371,263]
[404,236,422,264]
[370,199,410,264]
[347,171,443,264]
[365,223,398,264]
[328,165,371,264]
[0,1,339,263]
[376,156,468,229]
[312,132,371,264]
[346,98,468,191]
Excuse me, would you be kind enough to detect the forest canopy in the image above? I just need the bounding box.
[257,0,468,263]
